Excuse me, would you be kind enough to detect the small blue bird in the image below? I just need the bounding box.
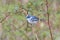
[26,14,39,24]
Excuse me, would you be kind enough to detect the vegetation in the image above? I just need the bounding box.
[0,0,60,40]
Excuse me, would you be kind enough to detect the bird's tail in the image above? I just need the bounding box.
[40,18,46,22]
[39,18,48,26]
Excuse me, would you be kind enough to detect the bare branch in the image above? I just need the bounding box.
[0,12,10,23]
[45,0,53,40]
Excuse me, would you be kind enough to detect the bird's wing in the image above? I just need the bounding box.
[31,16,39,21]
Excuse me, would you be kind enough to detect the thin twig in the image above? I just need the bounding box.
[0,12,10,23]
[19,7,28,16]
[21,7,29,31]
[46,0,53,40]
[32,26,39,40]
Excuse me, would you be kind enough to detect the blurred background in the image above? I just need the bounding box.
[0,0,60,40]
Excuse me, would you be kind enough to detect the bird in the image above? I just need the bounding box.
[26,14,39,24]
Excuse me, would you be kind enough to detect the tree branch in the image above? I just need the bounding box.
[0,12,10,23]
[45,0,53,40]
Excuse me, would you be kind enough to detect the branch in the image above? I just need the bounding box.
[0,12,10,23]
[45,0,53,40]
[20,7,29,32]
[19,7,28,16]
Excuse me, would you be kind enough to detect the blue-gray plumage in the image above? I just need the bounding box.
[26,15,39,24]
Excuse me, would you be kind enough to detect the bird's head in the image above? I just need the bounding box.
[26,14,31,18]
[26,15,31,18]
